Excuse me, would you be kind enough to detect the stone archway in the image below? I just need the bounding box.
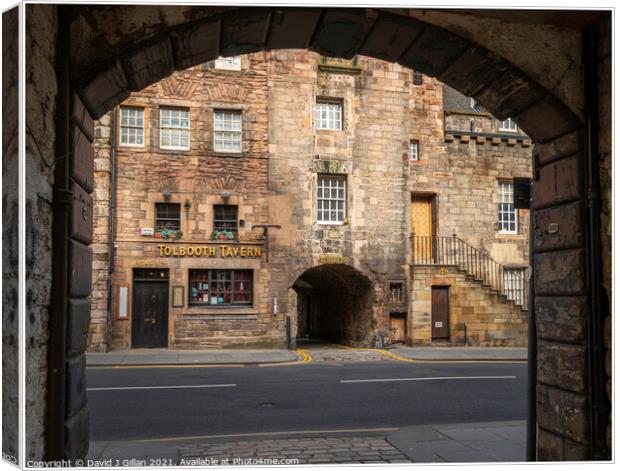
[13,3,610,463]
[292,264,375,347]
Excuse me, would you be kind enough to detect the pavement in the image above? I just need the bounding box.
[86,344,527,367]
[88,421,526,465]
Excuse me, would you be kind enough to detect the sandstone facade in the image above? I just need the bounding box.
[89,50,531,352]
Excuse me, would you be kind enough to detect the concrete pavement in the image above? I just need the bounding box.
[86,344,527,367]
[390,346,527,361]
[88,421,525,464]
[86,348,299,367]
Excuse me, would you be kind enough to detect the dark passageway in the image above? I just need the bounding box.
[293,264,374,346]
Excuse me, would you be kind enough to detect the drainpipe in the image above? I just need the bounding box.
[526,184,536,461]
[46,5,70,460]
[583,25,609,461]
[108,107,117,276]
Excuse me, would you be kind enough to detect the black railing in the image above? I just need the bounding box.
[412,235,528,309]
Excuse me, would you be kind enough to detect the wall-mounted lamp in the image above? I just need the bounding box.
[220,190,231,200]
[162,190,172,200]
[184,199,191,217]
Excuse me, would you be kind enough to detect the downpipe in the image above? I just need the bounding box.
[583,25,609,460]
[526,181,536,461]
[46,5,70,460]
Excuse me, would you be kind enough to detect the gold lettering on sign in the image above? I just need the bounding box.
[157,245,261,258]
[318,254,349,264]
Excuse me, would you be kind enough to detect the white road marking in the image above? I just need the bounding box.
[139,427,401,443]
[87,383,237,391]
[340,375,517,384]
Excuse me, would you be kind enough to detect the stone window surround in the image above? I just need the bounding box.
[409,139,420,162]
[315,96,344,131]
[316,173,347,225]
[159,106,191,151]
[497,179,518,234]
[213,109,243,153]
[208,103,248,157]
[119,106,145,147]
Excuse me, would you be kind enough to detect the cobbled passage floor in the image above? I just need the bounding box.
[177,436,412,465]
[301,344,391,362]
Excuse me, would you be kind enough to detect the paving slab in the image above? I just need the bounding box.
[387,420,526,463]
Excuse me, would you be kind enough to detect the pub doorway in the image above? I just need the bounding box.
[131,268,170,348]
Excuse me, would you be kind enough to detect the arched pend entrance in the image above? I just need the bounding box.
[292,264,374,347]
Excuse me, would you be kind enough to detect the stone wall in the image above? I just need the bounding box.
[90,53,281,350]
[25,3,57,461]
[411,266,528,346]
[2,6,20,464]
[88,114,112,352]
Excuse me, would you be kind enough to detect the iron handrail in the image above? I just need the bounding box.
[411,234,528,309]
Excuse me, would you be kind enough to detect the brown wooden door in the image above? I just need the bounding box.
[132,274,169,348]
[411,195,435,263]
[431,286,450,340]
[389,313,406,344]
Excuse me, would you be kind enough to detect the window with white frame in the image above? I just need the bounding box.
[499,118,518,132]
[160,108,190,150]
[214,56,242,70]
[410,140,419,161]
[413,71,423,86]
[315,99,342,130]
[503,268,526,306]
[498,180,517,233]
[119,107,144,146]
[213,110,242,153]
[317,175,346,224]
[470,98,486,113]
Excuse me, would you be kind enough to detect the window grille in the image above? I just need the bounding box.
[498,181,517,233]
[315,100,342,130]
[160,108,190,150]
[214,110,242,153]
[120,107,144,146]
[317,175,346,224]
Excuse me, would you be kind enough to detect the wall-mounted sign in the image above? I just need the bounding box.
[158,245,262,258]
[116,285,129,320]
[318,254,349,264]
[141,227,154,236]
[172,286,184,307]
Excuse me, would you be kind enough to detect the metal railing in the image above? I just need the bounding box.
[412,235,528,309]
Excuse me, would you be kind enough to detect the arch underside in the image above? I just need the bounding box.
[71,6,583,143]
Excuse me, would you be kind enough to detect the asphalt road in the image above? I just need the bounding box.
[87,361,526,442]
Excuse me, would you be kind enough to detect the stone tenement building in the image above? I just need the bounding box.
[88,51,532,352]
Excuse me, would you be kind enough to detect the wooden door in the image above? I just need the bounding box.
[132,280,169,348]
[411,195,435,263]
[431,286,450,340]
[389,313,406,344]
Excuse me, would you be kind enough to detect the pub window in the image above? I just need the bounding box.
[498,180,517,234]
[410,140,419,161]
[119,107,144,146]
[189,269,253,306]
[214,56,242,70]
[155,203,181,231]
[413,71,423,86]
[315,99,342,130]
[214,109,242,153]
[213,205,238,236]
[317,174,346,224]
[160,107,190,150]
[499,118,518,132]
